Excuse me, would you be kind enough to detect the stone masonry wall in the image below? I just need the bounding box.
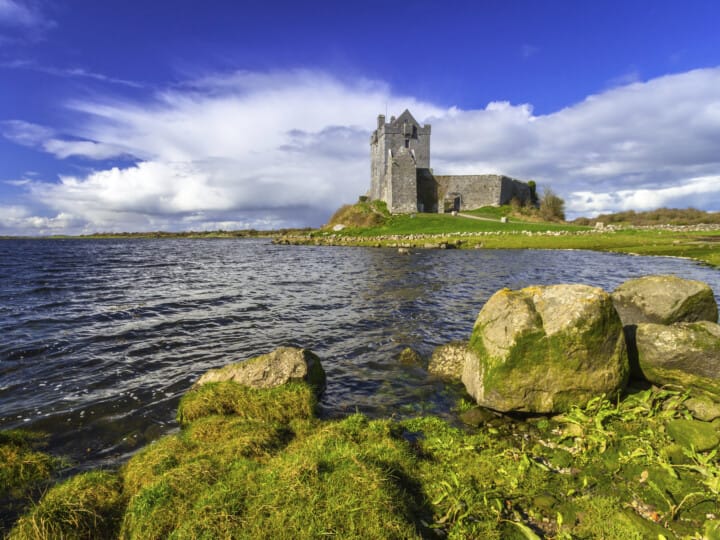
[435,175,504,210]
[387,148,419,213]
[499,177,532,206]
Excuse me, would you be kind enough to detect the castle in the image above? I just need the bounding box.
[369,110,532,213]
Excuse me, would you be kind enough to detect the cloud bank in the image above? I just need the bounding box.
[2,67,720,234]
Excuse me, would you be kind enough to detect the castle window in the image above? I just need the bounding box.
[412,126,417,138]
[404,138,409,148]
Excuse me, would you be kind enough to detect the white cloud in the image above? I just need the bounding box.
[3,67,720,233]
[1,60,143,87]
[0,0,40,27]
[568,176,720,216]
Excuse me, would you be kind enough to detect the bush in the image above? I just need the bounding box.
[326,199,390,229]
[527,180,538,205]
[539,188,566,221]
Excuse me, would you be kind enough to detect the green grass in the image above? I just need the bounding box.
[176,380,317,426]
[323,211,586,237]
[7,382,719,538]
[8,471,124,540]
[0,430,59,500]
[297,217,720,267]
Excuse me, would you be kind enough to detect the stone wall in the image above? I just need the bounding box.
[433,175,532,210]
[499,177,532,205]
[370,111,430,204]
[387,148,419,214]
[435,175,503,210]
[416,169,438,213]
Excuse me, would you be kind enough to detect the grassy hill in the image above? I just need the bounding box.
[327,203,586,237]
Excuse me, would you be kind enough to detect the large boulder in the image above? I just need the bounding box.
[463,284,628,413]
[194,346,326,395]
[611,275,718,326]
[636,321,720,401]
[428,341,475,380]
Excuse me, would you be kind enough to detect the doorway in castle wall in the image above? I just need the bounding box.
[443,193,461,213]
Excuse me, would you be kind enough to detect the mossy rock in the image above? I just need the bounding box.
[636,321,720,400]
[193,346,326,396]
[611,274,718,326]
[464,284,629,412]
[398,347,422,366]
[685,396,720,421]
[666,418,720,452]
[8,471,124,540]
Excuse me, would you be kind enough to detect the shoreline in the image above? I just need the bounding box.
[273,225,720,268]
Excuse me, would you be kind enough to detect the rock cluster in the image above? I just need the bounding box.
[429,274,719,416]
[192,275,718,450]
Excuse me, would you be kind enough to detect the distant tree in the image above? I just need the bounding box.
[527,180,539,205]
[539,188,566,221]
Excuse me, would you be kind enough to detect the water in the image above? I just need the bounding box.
[1,239,719,468]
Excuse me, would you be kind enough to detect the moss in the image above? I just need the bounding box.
[176,380,317,426]
[121,457,223,539]
[8,471,124,540]
[235,415,430,539]
[9,383,717,538]
[123,416,294,497]
[472,327,625,412]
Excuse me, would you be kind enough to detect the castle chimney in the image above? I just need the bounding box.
[377,115,385,129]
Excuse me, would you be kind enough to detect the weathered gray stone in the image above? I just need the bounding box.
[666,418,719,452]
[636,321,720,400]
[463,284,628,413]
[458,406,497,427]
[428,341,474,380]
[194,346,326,394]
[685,397,720,422]
[611,275,718,326]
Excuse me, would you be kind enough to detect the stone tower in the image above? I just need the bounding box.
[369,110,431,213]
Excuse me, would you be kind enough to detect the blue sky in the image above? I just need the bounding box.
[1,0,720,234]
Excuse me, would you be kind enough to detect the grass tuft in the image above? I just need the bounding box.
[176,380,317,426]
[8,471,124,540]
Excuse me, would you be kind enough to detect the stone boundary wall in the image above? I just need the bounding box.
[435,175,504,210]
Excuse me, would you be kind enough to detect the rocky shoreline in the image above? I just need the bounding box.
[3,274,720,539]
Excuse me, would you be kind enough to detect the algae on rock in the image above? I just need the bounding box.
[636,321,720,401]
[463,284,629,413]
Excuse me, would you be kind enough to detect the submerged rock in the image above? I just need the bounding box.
[463,284,628,413]
[428,341,474,380]
[398,347,422,366]
[636,321,720,401]
[193,346,326,395]
[611,275,718,326]
[666,418,719,452]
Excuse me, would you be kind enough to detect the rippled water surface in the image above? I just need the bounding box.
[1,239,719,467]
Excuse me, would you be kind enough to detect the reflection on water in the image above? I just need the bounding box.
[1,239,718,468]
